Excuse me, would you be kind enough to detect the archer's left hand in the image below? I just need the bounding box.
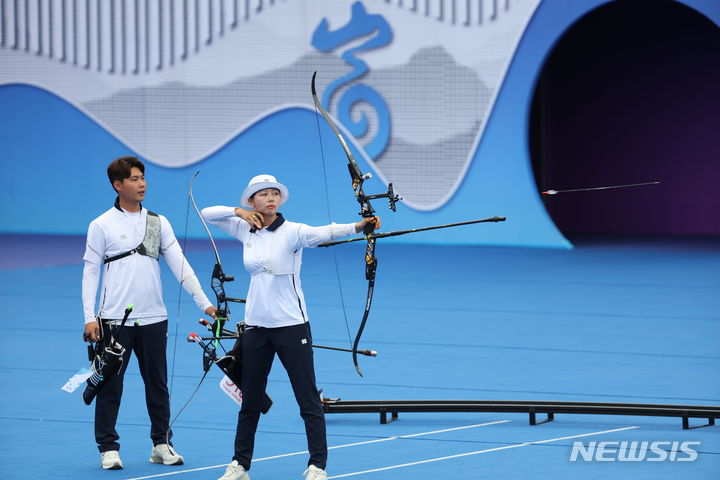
[205,306,218,319]
[355,216,381,233]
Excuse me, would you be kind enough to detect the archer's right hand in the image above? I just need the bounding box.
[235,207,263,230]
[83,322,101,342]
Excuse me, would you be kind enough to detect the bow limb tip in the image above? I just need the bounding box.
[311,71,319,95]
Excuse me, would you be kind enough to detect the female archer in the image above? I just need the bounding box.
[202,174,379,480]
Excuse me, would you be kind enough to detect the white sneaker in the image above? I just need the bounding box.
[100,450,123,470]
[149,443,184,465]
[218,460,250,480]
[304,464,328,480]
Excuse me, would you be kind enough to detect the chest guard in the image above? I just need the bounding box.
[137,211,161,260]
[104,211,161,264]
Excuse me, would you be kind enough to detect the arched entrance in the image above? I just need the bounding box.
[529,0,720,236]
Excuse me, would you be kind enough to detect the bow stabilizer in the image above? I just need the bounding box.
[318,216,508,247]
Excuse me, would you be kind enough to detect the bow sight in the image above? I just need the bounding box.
[347,164,401,223]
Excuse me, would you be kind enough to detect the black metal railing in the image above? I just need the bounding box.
[322,398,720,429]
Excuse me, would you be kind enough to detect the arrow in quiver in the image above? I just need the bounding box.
[82,341,125,405]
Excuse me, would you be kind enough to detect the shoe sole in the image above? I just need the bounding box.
[219,472,250,480]
[102,463,123,470]
[149,457,184,466]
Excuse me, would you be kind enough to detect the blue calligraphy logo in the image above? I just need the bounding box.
[311,1,393,160]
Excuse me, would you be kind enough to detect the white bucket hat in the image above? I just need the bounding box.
[240,174,289,208]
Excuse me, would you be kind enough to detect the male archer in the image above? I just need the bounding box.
[81,156,218,470]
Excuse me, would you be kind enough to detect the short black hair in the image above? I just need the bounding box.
[107,156,145,192]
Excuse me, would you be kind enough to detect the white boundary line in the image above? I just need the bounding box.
[328,426,640,478]
[123,420,511,480]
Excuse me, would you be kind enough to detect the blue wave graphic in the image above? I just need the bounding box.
[0,84,395,238]
[0,83,571,248]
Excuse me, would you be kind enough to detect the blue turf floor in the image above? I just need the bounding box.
[0,234,718,479]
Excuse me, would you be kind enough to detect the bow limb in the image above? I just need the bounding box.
[311,72,399,219]
[310,72,367,195]
[351,235,378,376]
[165,172,229,437]
[189,171,223,268]
[188,171,235,343]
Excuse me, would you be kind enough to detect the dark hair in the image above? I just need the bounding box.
[107,156,145,192]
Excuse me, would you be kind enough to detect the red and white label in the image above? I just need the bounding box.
[219,375,243,407]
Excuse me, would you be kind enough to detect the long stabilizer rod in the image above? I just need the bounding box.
[318,216,507,247]
[187,334,377,357]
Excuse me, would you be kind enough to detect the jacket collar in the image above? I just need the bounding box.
[114,196,143,213]
[251,213,285,233]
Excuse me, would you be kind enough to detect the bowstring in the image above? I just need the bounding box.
[167,366,210,432]
[162,179,193,451]
[169,183,192,394]
[313,100,355,350]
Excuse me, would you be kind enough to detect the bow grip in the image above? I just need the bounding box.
[362,220,375,235]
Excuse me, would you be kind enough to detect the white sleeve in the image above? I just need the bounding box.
[201,206,250,243]
[81,222,105,324]
[298,222,357,248]
[82,260,101,324]
[159,216,214,313]
[83,221,105,264]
